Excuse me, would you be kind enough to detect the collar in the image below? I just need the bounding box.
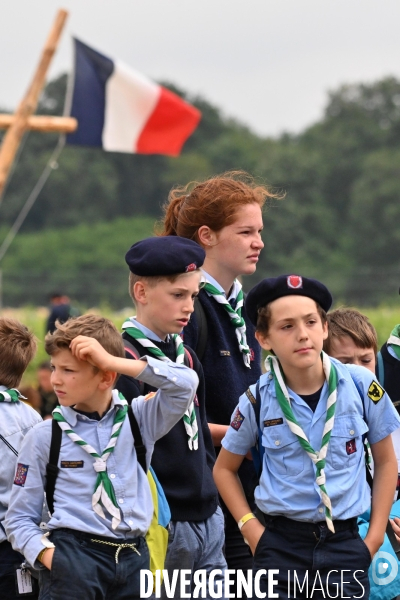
[202,271,240,303]
[127,317,169,343]
[60,389,125,426]
[260,355,348,395]
[0,385,7,393]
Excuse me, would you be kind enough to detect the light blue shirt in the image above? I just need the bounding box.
[387,345,399,360]
[0,387,42,543]
[222,358,400,522]
[128,317,169,343]
[5,357,198,567]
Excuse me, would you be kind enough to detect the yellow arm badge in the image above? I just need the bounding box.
[367,380,385,403]
[144,391,157,402]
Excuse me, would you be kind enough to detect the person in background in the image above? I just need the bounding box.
[161,171,278,589]
[0,318,41,600]
[36,361,58,418]
[325,307,400,600]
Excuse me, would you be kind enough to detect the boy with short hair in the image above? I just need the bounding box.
[5,314,198,600]
[116,236,227,599]
[323,307,377,370]
[324,307,400,600]
[0,318,41,600]
[214,275,400,599]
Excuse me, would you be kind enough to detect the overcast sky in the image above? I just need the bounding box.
[1,1,399,137]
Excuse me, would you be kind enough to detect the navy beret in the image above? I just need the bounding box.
[245,274,333,326]
[125,236,205,276]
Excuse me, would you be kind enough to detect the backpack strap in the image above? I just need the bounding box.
[193,297,208,362]
[183,347,193,369]
[0,434,18,457]
[45,419,62,515]
[246,381,263,477]
[377,350,385,389]
[127,405,147,473]
[350,373,374,489]
[123,337,145,395]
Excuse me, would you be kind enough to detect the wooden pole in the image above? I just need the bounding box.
[0,114,77,134]
[0,8,68,199]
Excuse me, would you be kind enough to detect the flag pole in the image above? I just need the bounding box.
[0,8,69,202]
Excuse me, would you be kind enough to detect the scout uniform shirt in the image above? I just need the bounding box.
[0,386,42,543]
[5,357,198,568]
[222,358,400,521]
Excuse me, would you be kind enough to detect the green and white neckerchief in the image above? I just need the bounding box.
[387,324,400,360]
[267,352,338,532]
[52,391,128,529]
[203,279,251,368]
[122,320,198,450]
[0,388,24,402]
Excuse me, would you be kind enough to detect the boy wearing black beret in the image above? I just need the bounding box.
[214,274,400,599]
[116,236,227,599]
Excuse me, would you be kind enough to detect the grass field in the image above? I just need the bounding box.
[3,305,400,385]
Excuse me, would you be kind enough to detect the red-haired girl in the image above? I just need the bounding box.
[161,171,278,583]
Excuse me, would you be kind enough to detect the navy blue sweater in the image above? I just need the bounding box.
[183,289,262,500]
[116,333,218,522]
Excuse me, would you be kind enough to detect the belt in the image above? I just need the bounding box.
[56,528,142,563]
[257,512,358,533]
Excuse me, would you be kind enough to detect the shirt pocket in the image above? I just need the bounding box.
[262,426,304,477]
[328,414,368,471]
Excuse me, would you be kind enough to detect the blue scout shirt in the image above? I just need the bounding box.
[5,357,198,568]
[222,358,400,522]
[0,386,42,543]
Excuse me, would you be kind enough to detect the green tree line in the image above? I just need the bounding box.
[1,75,400,307]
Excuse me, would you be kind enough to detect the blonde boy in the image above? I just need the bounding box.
[5,314,197,600]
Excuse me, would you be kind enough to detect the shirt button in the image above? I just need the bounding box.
[154,368,160,374]
[349,429,354,435]
[98,424,102,428]
[119,499,124,504]
[129,520,133,526]
[319,508,324,513]
[275,440,280,446]
[172,377,177,382]
[110,474,116,479]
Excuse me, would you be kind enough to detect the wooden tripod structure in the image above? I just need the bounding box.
[0,8,77,201]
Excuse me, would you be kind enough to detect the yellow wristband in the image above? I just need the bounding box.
[37,548,49,563]
[238,512,256,531]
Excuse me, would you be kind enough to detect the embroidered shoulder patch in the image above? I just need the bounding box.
[14,463,29,487]
[367,380,385,403]
[144,391,157,402]
[231,408,245,431]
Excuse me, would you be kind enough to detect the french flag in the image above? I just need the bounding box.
[66,39,201,156]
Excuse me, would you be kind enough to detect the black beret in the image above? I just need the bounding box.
[125,236,205,276]
[245,274,333,326]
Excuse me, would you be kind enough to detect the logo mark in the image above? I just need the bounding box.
[287,275,303,289]
[371,551,398,586]
[185,263,197,272]
[367,380,385,403]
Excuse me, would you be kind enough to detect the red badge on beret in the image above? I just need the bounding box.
[287,275,303,289]
[185,263,197,272]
